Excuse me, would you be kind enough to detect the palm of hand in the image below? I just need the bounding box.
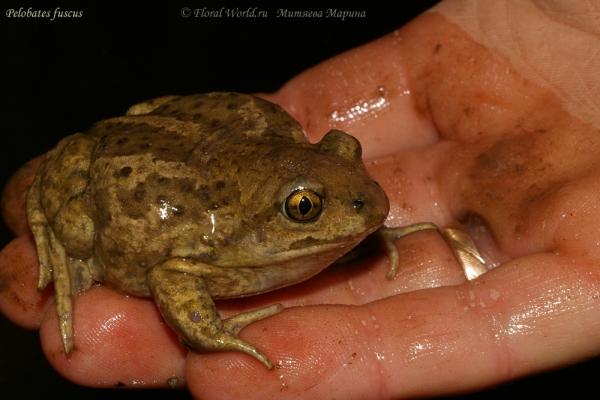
[2,8,600,400]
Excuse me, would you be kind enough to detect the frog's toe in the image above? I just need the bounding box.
[220,304,284,369]
[376,223,439,279]
[218,334,276,370]
[223,303,283,335]
[47,229,75,354]
[30,223,54,291]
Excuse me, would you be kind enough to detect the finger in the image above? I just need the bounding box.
[188,250,600,399]
[40,285,187,389]
[258,37,439,160]
[1,155,43,236]
[187,251,600,399]
[0,234,52,329]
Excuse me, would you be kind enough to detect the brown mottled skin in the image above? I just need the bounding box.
[26,93,390,369]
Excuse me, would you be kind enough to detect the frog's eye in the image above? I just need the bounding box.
[284,189,322,221]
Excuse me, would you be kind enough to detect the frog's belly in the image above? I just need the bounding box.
[94,239,360,299]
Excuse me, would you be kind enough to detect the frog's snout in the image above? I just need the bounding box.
[347,184,390,228]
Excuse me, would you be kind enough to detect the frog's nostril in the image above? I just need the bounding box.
[353,198,364,211]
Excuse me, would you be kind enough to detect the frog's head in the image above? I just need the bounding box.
[235,129,389,268]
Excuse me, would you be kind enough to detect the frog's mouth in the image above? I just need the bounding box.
[219,231,372,269]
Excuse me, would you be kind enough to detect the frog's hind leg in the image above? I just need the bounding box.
[28,182,93,354]
[27,166,54,291]
[147,262,283,369]
[26,138,95,355]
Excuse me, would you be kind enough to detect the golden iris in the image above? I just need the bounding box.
[284,189,322,221]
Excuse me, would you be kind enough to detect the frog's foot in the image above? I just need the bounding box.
[29,222,93,355]
[375,223,439,279]
[26,169,93,355]
[147,264,283,369]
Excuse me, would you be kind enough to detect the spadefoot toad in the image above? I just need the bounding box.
[26,93,435,369]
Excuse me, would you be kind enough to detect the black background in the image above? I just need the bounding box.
[1,1,598,398]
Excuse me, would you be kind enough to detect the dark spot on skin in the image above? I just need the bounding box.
[244,121,257,131]
[222,198,230,206]
[140,143,151,149]
[200,192,210,201]
[215,181,225,190]
[435,43,442,52]
[189,310,202,323]
[227,102,239,110]
[192,113,202,120]
[193,101,204,108]
[115,382,126,387]
[116,137,128,144]
[163,248,172,257]
[261,128,278,138]
[210,119,220,128]
[159,147,168,152]
[200,184,209,191]
[156,195,167,203]
[158,177,170,185]
[120,166,132,177]
[515,223,523,233]
[180,180,193,192]
[0,274,11,293]
[173,206,184,216]
[134,190,146,202]
[210,203,220,210]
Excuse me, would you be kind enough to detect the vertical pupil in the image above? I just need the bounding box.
[298,196,312,215]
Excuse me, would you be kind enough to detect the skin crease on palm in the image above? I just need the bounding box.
[1,2,600,399]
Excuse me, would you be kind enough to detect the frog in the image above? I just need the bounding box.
[26,92,438,369]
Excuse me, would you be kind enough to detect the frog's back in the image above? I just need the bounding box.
[84,93,311,295]
[87,92,307,147]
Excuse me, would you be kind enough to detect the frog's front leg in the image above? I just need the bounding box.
[147,260,283,369]
[368,223,488,280]
[375,223,439,279]
[337,223,439,279]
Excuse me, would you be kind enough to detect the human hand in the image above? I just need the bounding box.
[2,0,600,398]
